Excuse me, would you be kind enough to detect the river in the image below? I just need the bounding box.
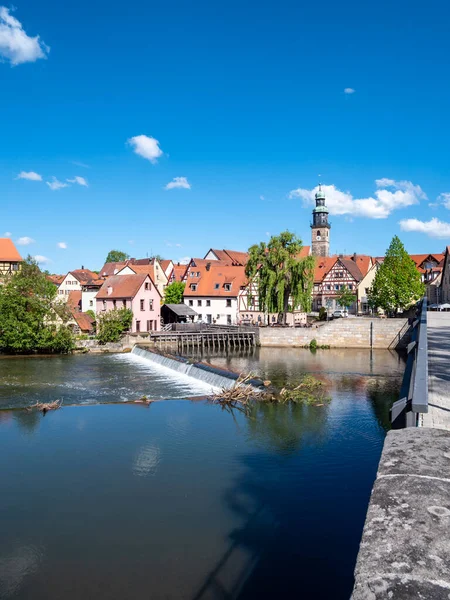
[0,348,404,599]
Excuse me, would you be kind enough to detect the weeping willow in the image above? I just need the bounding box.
[245,231,315,324]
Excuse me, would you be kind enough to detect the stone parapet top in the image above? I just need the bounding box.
[352,428,450,599]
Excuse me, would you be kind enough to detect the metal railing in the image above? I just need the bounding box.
[391,297,428,428]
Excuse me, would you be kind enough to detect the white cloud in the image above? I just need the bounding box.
[265,231,270,237]
[46,177,69,191]
[16,171,42,181]
[4,231,11,237]
[16,236,34,246]
[344,88,355,94]
[57,242,67,249]
[437,192,450,210]
[67,176,88,187]
[178,256,190,265]
[33,255,50,264]
[164,176,190,190]
[399,217,450,239]
[289,179,426,219]
[71,161,90,169]
[260,195,265,201]
[0,6,49,66]
[128,135,163,164]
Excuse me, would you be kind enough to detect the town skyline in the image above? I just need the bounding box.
[2,1,450,272]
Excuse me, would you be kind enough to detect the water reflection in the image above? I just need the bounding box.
[0,544,43,598]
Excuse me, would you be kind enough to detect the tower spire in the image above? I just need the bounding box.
[311,178,330,257]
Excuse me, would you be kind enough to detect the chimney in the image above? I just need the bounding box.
[81,265,84,269]
[352,252,357,262]
[339,253,343,259]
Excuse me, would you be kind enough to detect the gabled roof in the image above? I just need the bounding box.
[0,238,23,262]
[184,264,248,297]
[163,303,197,317]
[99,261,128,277]
[314,257,337,283]
[67,290,82,311]
[205,249,249,266]
[341,254,372,277]
[97,274,149,299]
[47,274,65,286]
[69,269,98,284]
[410,253,445,269]
[72,312,95,332]
[160,259,173,273]
[115,264,162,293]
[339,258,364,282]
[172,263,188,281]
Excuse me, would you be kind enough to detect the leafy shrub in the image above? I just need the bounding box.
[97,308,133,343]
[318,307,327,321]
[309,338,317,350]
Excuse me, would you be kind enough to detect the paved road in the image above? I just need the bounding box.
[423,311,450,430]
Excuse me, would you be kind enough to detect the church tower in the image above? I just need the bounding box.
[311,185,330,257]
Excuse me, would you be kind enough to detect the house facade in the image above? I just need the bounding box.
[116,260,168,296]
[58,269,98,301]
[96,274,161,333]
[439,247,450,304]
[183,262,247,325]
[0,238,23,276]
[312,256,367,314]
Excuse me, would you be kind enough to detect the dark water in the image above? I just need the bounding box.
[0,349,404,599]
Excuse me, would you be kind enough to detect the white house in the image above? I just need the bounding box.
[58,269,98,302]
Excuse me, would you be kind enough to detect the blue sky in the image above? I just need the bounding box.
[1,0,450,273]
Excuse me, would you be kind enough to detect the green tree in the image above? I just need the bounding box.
[105,250,130,263]
[86,309,96,322]
[0,257,75,353]
[163,281,185,304]
[336,286,356,309]
[246,231,315,325]
[368,236,424,315]
[97,308,133,343]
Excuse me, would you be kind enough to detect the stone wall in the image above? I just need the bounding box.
[259,318,410,349]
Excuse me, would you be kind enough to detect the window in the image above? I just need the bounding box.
[145,282,149,290]
[147,320,152,331]
[207,314,212,324]
[189,300,193,306]
[198,300,202,306]
[227,315,232,325]
[149,299,154,311]
[140,299,144,311]
[226,299,232,307]
[224,283,231,291]
[214,283,220,289]
[334,285,339,291]
[123,300,127,308]
[206,299,211,307]
[190,272,194,277]
[365,288,369,294]
[326,285,331,290]
[197,314,202,321]
[349,284,353,290]
[190,284,197,291]
[196,272,200,277]
[136,321,140,332]
[113,300,117,308]
[103,300,107,309]
[89,300,93,306]
[314,284,319,291]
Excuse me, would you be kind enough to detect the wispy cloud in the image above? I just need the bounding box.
[399,217,450,239]
[260,195,265,201]
[57,242,67,249]
[128,135,163,164]
[166,241,183,248]
[437,192,450,210]
[4,231,11,237]
[0,6,49,66]
[178,256,190,265]
[16,171,42,181]
[33,255,51,264]
[67,176,88,187]
[289,179,426,219]
[71,161,90,169]
[46,177,69,191]
[16,236,35,246]
[164,177,191,190]
[344,87,355,94]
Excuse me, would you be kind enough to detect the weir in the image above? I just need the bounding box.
[131,346,260,391]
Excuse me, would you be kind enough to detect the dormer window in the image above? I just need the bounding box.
[214,283,220,290]
[190,283,197,291]
[224,283,231,291]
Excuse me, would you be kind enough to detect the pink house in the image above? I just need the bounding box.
[96,274,161,333]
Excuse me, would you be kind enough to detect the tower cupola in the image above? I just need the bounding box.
[311,183,330,257]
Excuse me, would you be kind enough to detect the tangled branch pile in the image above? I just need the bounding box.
[27,400,62,413]
[211,373,330,408]
[279,375,330,405]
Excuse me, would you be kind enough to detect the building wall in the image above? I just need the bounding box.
[82,290,98,313]
[96,282,161,333]
[259,317,410,349]
[356,263,379,314]
[0,261,21,275]
[184,296,238,325]
[57,274,81,301]
[441,260,450,303]
[311,226,330,257]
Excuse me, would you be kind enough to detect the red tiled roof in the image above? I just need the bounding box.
[160,260,172,272]
[409,254,445,269]
[99,261,128,277]
[184,264,248,297]
[96,274,149,299]
[172,264,188,281]
[339,258,364,282]
[314,257,337,282]
[67,290,82,311]
[0,238,23,262]
[47,274,65,285]
[205,249,249,266]
[72,312,95,332]
[70,269,98,284]
[341,254,372,277]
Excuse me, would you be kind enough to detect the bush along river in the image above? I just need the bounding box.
[0,347,405,600]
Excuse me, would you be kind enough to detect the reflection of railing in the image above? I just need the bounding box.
[391,297,428,428]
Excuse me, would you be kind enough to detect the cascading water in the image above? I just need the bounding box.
[131,346,242,391]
